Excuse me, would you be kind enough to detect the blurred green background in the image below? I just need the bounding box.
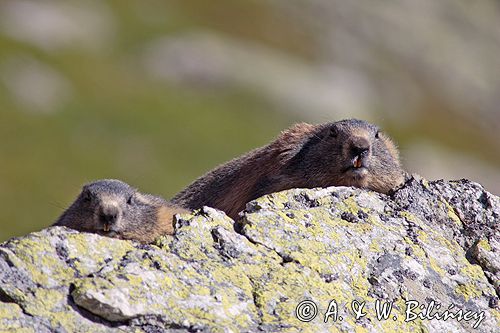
[1,0,499,242]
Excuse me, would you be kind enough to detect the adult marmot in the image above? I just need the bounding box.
[172,119,405,219]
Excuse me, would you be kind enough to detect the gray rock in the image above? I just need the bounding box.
[1,178,498,332]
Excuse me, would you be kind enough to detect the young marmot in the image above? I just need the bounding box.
[172,119,406,219]
[54,179,188,243]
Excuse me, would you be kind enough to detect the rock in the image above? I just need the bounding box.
[1,177,498,332]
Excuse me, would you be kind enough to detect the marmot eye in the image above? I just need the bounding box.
[126,195,134,205]
[375,131,380,139]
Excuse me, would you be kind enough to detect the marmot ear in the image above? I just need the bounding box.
[273,123,317,164]
[329,125,339,138]
[81,188,92,202]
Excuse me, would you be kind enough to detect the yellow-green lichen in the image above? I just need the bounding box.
[66,234,135,276]
[33,289,63,311]
[455,283,482,301]
[338,197,364,216]
[492,307,500,322]
[369,239,381,253]
[16,288,88,333]
[401,236,427,259]
[365,215,400,234]
[0,302,23,320]
[399,212,421,224]
[417,230,429,243]
[442,200,462,226]
[13,239,74,285]
[268,192,294,210]
[211,265,253,295]
[354,326,369,333]
[253,263,361,331]
[0,327,34,333]
[0,286,26,304]
[476,239,492,252]
[460,262,486,281]
[47,310,82,332]
[239,259,281,280]
[428,257,446,277]
[454,264,488,301]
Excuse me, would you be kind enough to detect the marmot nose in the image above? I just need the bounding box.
[99,206,119,225]
[350,138,370,157]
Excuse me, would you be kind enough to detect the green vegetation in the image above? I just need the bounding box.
[0,1,296,241]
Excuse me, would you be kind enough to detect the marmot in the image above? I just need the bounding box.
[54,179,188,243]
[172,119,406,219]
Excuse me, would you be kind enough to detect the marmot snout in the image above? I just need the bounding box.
[301,119,404,193]
[54,179,188,243]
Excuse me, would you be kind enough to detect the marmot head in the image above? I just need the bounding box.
[54,179,170,241]
[287,119,405,193]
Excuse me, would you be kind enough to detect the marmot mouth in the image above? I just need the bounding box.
[102,222,120,235]
[96,229,118,237]
[348,166,368,176]
[343,155,369,174]
[104,231,119,239]
[343,163,369,181]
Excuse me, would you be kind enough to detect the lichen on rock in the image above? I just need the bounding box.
[0,177,498,332]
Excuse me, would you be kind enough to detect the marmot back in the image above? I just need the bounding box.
[54,179,188,243]
[172,119,406,219]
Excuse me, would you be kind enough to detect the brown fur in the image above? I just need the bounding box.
[54,179,188,243]
[172,119,406,219]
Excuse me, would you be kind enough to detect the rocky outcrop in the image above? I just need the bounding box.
[0,176,498,332]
